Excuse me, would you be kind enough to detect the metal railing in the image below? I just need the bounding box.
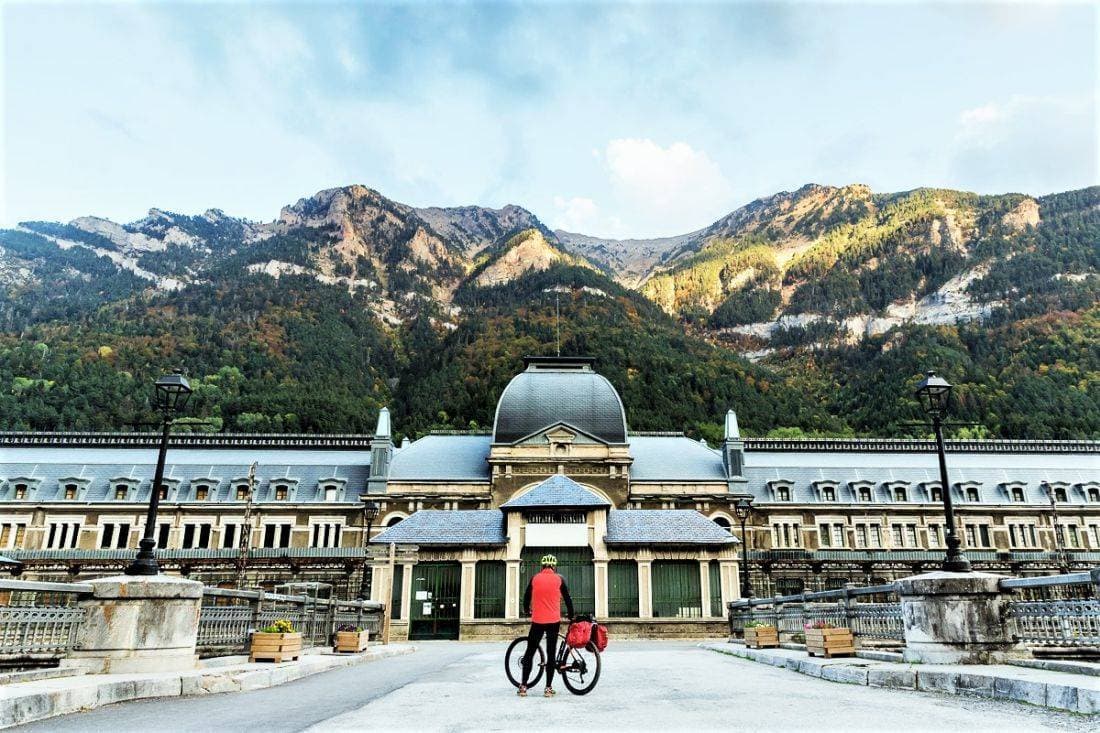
[0,578,384,665]
[197,587,384,657]
[0,580,92,662]
[1002,569,1100,651]
[728,583,904,646]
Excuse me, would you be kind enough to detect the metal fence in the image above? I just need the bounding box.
[728,583,904,647]
[1002,569,1100,652]
[0,578,385,666]
[198,588,383,656]
[0,580,92,663]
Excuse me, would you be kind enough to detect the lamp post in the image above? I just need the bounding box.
[733,496,754,599]
[125,372,192,576]
[1045,486,1071,574]
[358,500,380,599]
[914,370,971,573]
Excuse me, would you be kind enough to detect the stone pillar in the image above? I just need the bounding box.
[63,575,203,674]
[504,559,521,620]
[637,560,653,619]
[593,560,609,618]
[400,562,414,622]
[369,562,389,604]
[460,559,477,622]
[699,561,712,618]
[897,571,1023,664]
[720,560,740,604]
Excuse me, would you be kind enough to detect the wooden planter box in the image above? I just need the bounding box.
[334,630,370,653]
[743,626,779,649]
[805,627,855,658]
[250,632,302,663]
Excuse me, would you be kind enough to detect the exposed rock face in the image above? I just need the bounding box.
[70,216,167,252]
[474,229,593,286]
[416,204,544,257]
[1001,198,1041,231]
[556,230,697,288]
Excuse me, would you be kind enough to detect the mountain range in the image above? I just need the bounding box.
[1,181,1097,440]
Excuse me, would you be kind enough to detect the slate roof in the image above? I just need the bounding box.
[493,363,628,444]
[628,436,726,481]
[370,510,506,545]
[500,474,611,510]
[0,447,371,503]
[387,435,491,482]
[606,510,738,545]
[740,450,1100,506]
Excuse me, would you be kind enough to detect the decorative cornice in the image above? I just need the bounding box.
[0,432,1096,454]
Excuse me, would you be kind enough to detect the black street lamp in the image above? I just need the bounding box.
[125,372,192,576]
[914,370,971,573]
[733,496,754,599]
[358,500,380,599]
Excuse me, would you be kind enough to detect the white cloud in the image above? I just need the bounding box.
[951,95,1097,193]
[603,138,735,235]
[552,196,601,232]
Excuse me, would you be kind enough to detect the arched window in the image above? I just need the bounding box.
[386,515,404,527]
[712,516,731,530]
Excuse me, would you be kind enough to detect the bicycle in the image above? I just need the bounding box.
[504,615,602,695]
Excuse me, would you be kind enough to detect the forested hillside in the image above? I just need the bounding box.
[1,182,1096,439]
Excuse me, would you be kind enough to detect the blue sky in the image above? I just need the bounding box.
[2,1,1096,237]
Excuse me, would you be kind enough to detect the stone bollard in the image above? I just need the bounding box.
[62,575,204,674]
[897,571,1023,664]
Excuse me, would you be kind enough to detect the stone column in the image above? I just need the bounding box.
[897,571,1023,664]
[698,561,712,618]
[63,575,203,674]
[637,560,653,619]
[460,558,477,622]
[593,560,609,618]
[504,559,521,620]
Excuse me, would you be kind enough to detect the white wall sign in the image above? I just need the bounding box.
[525,523,588,547]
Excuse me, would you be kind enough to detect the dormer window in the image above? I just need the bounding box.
[275,486,288,501]
[1054,488,1067,503]
[64,484,77,500]
[158,485,169,501]
[894,487,907,502]
[1011,487,1025,502]
[236,485,249,501]
[859,487,872,502]
[195,486,208,501]
[966,487,980,502]
[823,487,836,502]
[777,487,790,502]
[14,484,27,500]
[767,480,793,502]
[114,486,127,500]
[931,486,943,502]
[1089,488,1100,503]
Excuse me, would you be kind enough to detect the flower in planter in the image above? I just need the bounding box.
[337,623,364,632]
[261,619,296,634]
[804,620,834,630]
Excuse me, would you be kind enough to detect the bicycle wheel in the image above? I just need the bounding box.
[505,637,544,689]
[559,642,601,695]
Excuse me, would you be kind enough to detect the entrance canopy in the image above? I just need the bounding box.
[500,475,611,511]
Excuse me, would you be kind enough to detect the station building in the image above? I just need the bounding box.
[0,356,1097,639]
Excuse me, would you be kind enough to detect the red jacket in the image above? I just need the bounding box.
[523,568,575,624]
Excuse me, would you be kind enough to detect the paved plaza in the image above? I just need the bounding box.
[20,642,1088,732]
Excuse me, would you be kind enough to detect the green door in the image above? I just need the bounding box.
[409,562,461,640]
[652,560,702,618]
[608,560,639,618]
[520,547,594,616]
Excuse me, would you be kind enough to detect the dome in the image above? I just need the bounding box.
[493,357,628,444]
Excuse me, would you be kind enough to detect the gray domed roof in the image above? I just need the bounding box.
[493,357,628,444]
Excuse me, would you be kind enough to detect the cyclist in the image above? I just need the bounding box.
[518,553,574,698]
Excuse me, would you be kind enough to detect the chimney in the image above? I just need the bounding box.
[723,409,748,490]
[367,407,393,494]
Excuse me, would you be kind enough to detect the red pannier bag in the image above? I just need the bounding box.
[566,620,592,648]
[592,622,608,652]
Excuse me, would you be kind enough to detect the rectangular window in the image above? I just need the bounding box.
[818,523,830,548]
[0,524,9,548]
[1009,525,1018,547]
[157,523,170,549]
[928,525,940,548]
[311,523,342,548]
[905,525,917,548]
[47,522,80,549]
[263,524,292,548]
[13,524,25,549]
[236,486,249,501]
[64,486,77,500]
[100,524,115,549]
[891,525,904,547]
[831,525,844,548]
[115,486,127,500]
[195,487,208,501]
[823,487,836,501]
[965,525,976,547]
[222,524,237,549]
[1067,525,1080,548]
[791,524,800,547]
[856,525,867,548]
[275,487,288,501]
[979,525,991,547]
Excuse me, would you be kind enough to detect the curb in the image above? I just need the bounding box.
[701,642,1100,715]
[0,644,415,729]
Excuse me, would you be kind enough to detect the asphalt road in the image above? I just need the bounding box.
[22,642,1090,732]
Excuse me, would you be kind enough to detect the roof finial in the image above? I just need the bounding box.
[374,407,391,438]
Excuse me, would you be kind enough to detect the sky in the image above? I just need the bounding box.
[1,1,1097,238]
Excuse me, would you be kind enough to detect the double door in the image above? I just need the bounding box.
[408,562,461,640]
